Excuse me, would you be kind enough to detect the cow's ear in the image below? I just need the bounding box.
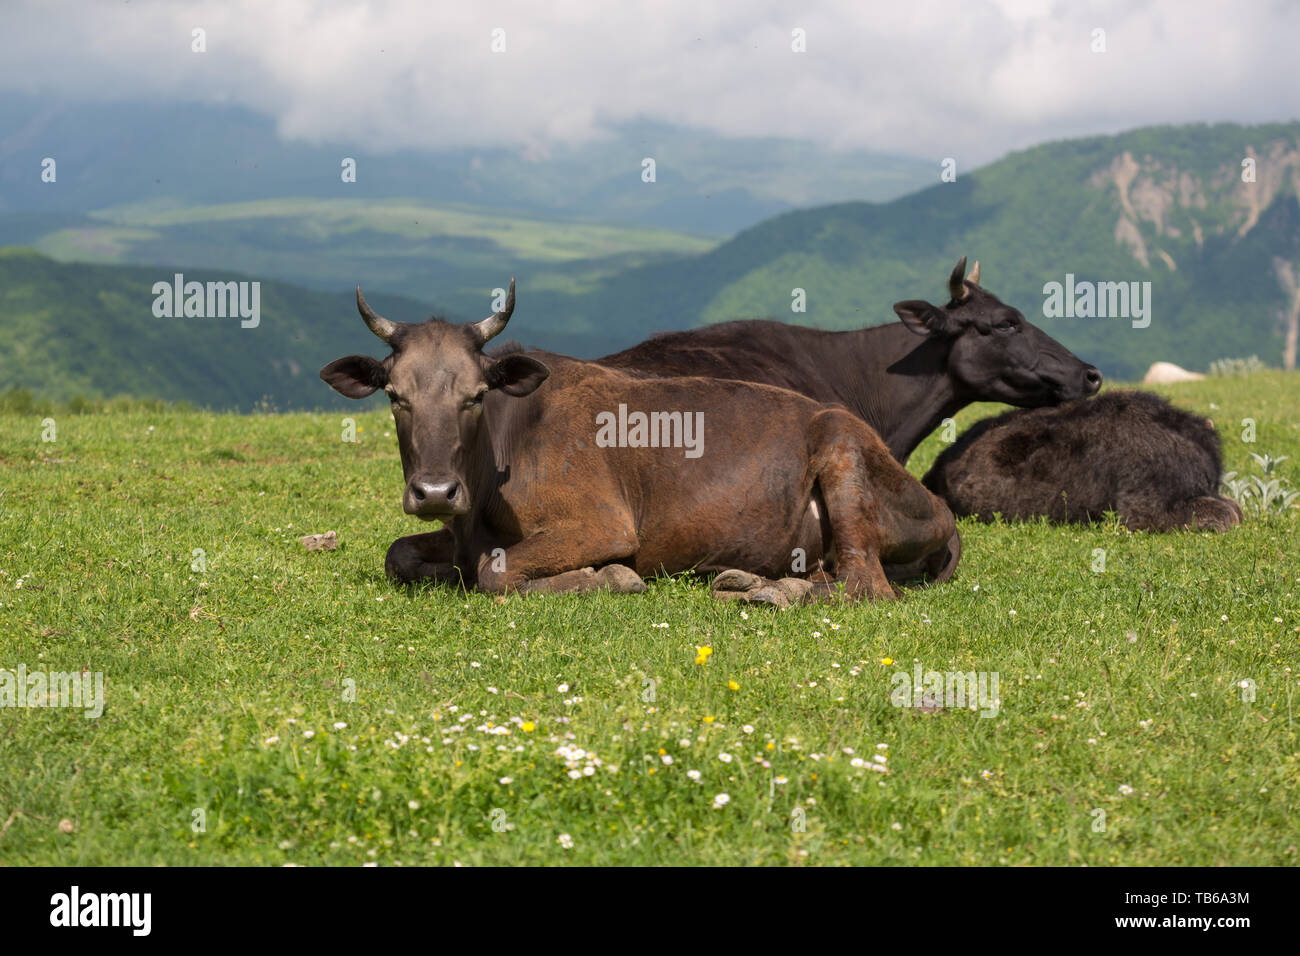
[320,355,387,398]
[893,300,952,338]
[487,354,550,397]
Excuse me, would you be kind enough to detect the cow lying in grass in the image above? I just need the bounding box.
[321,280,960,604]
[600,258,1102,463]
[922,390,1243,532]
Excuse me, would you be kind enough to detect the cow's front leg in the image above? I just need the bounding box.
[473,521,645,595]
[385,529,466,586]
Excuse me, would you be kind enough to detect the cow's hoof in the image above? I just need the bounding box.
[748,585,792,608]
[775,577,814,602]
[712,569,764,592]
[599,563,647,594]
[724,577,813,608]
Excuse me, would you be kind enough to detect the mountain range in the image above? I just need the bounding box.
[2,114,1298,408]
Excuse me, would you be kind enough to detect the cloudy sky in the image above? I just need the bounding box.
[2,0,1296,164]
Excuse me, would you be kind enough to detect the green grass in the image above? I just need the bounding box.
[1,375,1297,865]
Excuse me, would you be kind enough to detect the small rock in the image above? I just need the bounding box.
[1142,361,1204,384]
[915,692,945,714]
[58,818,76,834]
[300,531,338,552]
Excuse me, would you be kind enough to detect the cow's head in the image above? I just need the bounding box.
[319,279,549,520]
[893,257,1101,405]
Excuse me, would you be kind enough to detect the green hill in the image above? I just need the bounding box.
[559,121,1300,379]
[4,196,717,336]
[0,248,436,411]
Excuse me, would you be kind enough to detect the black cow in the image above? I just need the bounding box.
[599,258,1101,463]
[921,390,1243,532]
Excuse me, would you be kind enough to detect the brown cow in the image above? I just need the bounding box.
[320,280,960,604]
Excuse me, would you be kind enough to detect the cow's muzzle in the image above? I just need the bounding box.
[1044,362,1102,402]
[404,477,468,519]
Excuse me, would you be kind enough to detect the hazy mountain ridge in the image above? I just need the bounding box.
[558,121,1300,379]
[0,96,931,235]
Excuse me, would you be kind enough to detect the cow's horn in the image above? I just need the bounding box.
[356,286,399,342]
[472,277,515,346]
[967,260,980,285]
[948,256,970,301]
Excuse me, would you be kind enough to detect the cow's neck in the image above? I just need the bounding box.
[840,323,965,464]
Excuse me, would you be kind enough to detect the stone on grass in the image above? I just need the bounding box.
[300,531,338,552]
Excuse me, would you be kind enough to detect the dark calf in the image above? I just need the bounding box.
[922,390,1243,532]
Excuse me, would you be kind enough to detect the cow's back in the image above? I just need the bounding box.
[599,320,849,401]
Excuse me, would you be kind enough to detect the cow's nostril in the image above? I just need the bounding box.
[407,478,462,514]
[1084,366,1102,393]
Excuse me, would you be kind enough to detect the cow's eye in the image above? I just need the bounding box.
[994,319,1016,332]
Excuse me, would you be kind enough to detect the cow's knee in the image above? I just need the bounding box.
[385,538,419,582]
[385,533,460,585]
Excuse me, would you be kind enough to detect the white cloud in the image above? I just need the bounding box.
[3,0,1296,163]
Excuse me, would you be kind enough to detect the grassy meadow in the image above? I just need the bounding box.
[0,373,1297,865]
